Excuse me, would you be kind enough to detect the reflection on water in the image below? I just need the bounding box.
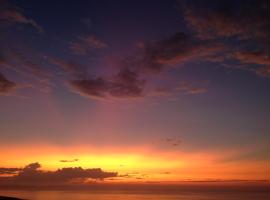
[1,190,270,200]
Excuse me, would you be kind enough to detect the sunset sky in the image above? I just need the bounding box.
[1,0,270,187]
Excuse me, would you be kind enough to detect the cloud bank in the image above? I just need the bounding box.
[0,162,118,186]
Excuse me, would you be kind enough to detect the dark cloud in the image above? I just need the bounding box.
[70,77,109,99]
[164,138,182,147]
[52,0,270,101]
[69,68,144,100]
[136,32,224,73]
[1,0,270,101]
[119,172,149,180]
[109,68,144,98]
[232,51,270,76]
[234,51,270,66]
[0,167,21,175]
[182,0,270,77]
[184,4,245,39]
[1,49,53,82]
[70,35,108,55]
[60,159,79,163]
[0,162,117,186]
[65,31,215,100]
[0,51,54,93]
[152,137,182,148]
[183,0,270,41]
[0,0,43,32]
[0,72,17,95]
[161,172,171,174]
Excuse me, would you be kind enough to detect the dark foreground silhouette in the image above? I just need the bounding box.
[0,196,23,200]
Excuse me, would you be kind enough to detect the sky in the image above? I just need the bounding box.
[1,0,270,187]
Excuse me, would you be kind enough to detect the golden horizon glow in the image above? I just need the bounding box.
[1,144,270,182]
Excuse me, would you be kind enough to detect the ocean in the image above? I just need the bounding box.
[1,189,270,200]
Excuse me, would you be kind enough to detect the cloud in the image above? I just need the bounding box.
[232,51,270,76]
[0,162,118,186]
[60,159,79,163]
[47,57,88,78]
[47,57,144,100]
[234,51,270,66]
[11,52,52,80]
[1,49,53,81]
[69,68,144,100]
[136,32,224,73]
[0,0,43,32]
[63,32,213,101]
[0,50,54,93]
[68,32,218,101]
[182,0,270,41]
[70,35,108,55]
[109,68,145,98]
[0,167,21,175]
[151,81,208,97]
[152,137,182,148]
[165,138,182,147]
[176,81,208,94]
[181,0,270,78]
[186,87,207,94]
[0,72,17,95]
[184,5,245,39]
[69,77,109,99]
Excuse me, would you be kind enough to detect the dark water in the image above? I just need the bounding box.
[1,190,270,200]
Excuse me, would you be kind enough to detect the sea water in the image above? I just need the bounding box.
[1,189,270,200]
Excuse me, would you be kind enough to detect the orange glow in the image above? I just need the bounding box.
[1,144,270,182]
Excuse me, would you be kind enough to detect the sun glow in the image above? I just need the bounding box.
[1,144,270,182]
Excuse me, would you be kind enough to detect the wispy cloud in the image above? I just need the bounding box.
[0,167,21,175]
[151,81,208,97]
[70,35,108,55]
[182,0,270,77]
[182,0,270,40]
[0,0,43,32]
[59,159,79,163]
[233,51,270,77]
[47,57,88,78]
[135,32,224,73]
[69,68,144,100]
[0,72,17,95]
[0,50,54,94]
